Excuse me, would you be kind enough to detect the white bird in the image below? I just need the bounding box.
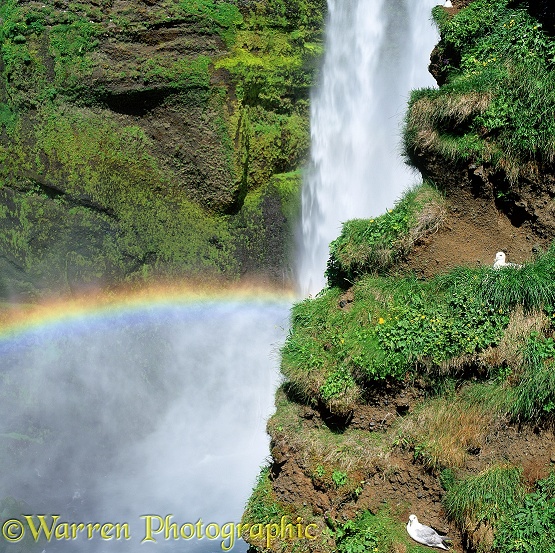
[407,514,450,550]
[443,0,453,7]
[493,251,523,270]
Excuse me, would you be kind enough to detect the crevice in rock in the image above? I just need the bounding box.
[100,87,173,116]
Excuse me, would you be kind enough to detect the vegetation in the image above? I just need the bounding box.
[333,508,430,553]
[325,183,446,287]
[241,3,555,553]
[0,0,326,295]
[273,177,555,550]
[404,0,555,180]
[267,386,389,499]
[243,466,289,526]
[494,472,555,553]
[285,184,526,412]
[394,383,508,472]
[441,469,555,553]
[444,465,525,530]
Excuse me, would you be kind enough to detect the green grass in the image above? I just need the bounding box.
[325,183,446,287]
[333,508,431,553]
[243,466,288,526]
[267,386,388,498]
[406,0,555,178]
[282,238,555,417]
[509,332,555,422]
[476,249,555,311]
[282,262,512,413]
[445,469,555,553]
[394,382,511,472]
[444,464,525,530]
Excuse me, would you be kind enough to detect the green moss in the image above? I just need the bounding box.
[48,20,102,97]
[0,104,241,294]
[216,27,318,111]
[180,0,243,44]
[0,103,17,131]
[0,187,130,295]
[142,55,212,89]
[230,171,301,278]
[0,0,326,292]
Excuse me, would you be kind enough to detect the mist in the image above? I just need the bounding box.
[0,299,289,552]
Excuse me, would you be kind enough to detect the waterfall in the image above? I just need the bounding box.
[297,0,440,296]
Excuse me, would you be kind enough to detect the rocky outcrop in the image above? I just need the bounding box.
[242,3,555,553]
[0,0,324,297]
[405,0,555,274]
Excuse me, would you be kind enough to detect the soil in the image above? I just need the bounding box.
[269,174,555,552]
[403,186,549,279]
[269,387,555,553]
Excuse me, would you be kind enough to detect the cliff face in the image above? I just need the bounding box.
[242,2,555,553]
[0,0,325,297]
[405,0,555,274]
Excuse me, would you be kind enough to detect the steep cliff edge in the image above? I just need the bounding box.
[0,0,325,297]
[404,0,555,275]
[243,2,555,553]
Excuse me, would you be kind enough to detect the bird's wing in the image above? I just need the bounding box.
[414,524,445,545]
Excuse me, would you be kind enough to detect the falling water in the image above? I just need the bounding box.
[297,0,440,295]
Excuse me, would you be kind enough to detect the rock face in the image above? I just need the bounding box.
[406,0,555,273]
[241,3,555,553]
[0,0,325,297]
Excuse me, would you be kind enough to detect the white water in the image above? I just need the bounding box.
[0,301,289,552]
[297,0,440,295]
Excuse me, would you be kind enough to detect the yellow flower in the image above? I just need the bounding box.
[369,219,375,223]
[378,317,385,325]
[421,315,426,319]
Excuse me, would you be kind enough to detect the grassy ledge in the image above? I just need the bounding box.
[404,0,555,181]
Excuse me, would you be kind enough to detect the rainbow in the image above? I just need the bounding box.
[0,281,295,342]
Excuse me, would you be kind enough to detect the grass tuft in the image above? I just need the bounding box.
[444,464,525,552]
[509,332,555,422]
[395,383,506,472]
[405,0,555,179]
[325,183,446,287]
[334,508,431,553]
